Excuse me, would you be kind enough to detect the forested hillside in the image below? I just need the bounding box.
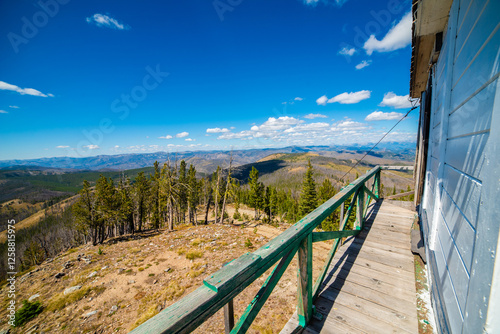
[0,153,414,283]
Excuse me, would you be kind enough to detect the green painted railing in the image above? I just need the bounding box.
[130,166,381,334]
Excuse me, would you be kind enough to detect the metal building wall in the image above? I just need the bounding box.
[420,0,500,332]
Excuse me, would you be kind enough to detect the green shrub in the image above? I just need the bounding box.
[14,300,43,326]
[244,238,253,248]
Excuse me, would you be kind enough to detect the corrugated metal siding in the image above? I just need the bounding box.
[420,0,500,332]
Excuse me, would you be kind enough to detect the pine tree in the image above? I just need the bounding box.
[231,179,241,220]
[160,162,186,231]
[150,161,161,229]
[248,166,261,219]
[134,172,150,232]
[202,177,212,224]
[73,180,101,245]
[178,160,188,223]
[187,164,199,225]
[118,174,134,234]
[318,178,337,230]
[212,166,222,223]
[298,160,317,218]
[96,175,120,240]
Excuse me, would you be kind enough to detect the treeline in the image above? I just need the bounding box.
[0,204,81,281]
[0,158,353,282]
[72,159,348,246]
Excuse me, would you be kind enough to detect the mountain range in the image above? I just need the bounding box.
[0,143,416,172]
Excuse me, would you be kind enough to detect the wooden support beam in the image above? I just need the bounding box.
[375,170,381,199]
[312,229,359,243]
[312,194,358,301]
[231,246,298,333]
[297,234,313,327]
[356,187,365,230]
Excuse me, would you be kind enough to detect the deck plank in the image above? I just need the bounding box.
[280,200,418,334]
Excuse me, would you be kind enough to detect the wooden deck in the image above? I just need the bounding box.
[281,200,418,334]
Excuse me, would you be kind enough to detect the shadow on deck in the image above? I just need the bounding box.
[281,199,418,334]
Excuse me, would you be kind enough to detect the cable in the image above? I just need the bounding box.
[340,104,419,183]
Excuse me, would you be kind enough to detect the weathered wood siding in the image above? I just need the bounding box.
[420,0,500,332]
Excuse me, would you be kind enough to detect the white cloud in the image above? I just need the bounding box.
[365,111,404,121]
[176,131,189,138]
[285,122,330,133]
[159,135,173,139]
[379,92,414,109]
[56,145,70,149]
[218,131,254,140]
[251,116,302,132]
[303,0,348,6]
[0,80,53,97]
[363,12,412,55]
[114,145,120,148]
[355,60,371,70]
[206,127,230,133]
[331,120,368,132]
[0,110,8,114]
[86,14,130,30]
[185,138,196,142]
[9,105,19,108]
[319,90,371,105]
[304,113,327,119]
[84,145,100,150]
[339,47,356,56]
[316,95,328,106]
[294,97,303,101]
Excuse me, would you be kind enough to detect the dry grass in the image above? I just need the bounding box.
[131,304,158,330]
[46,286,93,312]
[185,249,203,260]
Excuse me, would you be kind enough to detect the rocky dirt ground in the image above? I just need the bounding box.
[0,210,334,334]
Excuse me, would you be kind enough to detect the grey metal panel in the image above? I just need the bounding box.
[462,42,500,334]
[437,210,470,313]
[454,0,500,85]
[428,248,452,334]
[430,125,442,160]
[451,24,500,110]
[431,156,439,175]
[442,164,482,229]
[448,78,496,138]
[444,132,488,179]
[433,104,444,129]
[441,189,476,272]
[436,41,449,84]
[456,0,473,35]
[455,0,488,56]
[435,232,464,333]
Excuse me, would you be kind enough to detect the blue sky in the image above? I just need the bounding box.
[0,0,418,160]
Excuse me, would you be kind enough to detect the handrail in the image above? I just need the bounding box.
[130,166,381,334]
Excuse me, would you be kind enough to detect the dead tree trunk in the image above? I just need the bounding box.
[219,154,233,224]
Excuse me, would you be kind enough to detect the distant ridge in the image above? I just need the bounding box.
[0,143,415,171]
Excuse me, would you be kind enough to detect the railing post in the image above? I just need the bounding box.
[374,169,381,199]
[223,261,234,333]
[224,300,234,333]
[356,185,365,230]
[339,202,345,245]
[297,233,312,327]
